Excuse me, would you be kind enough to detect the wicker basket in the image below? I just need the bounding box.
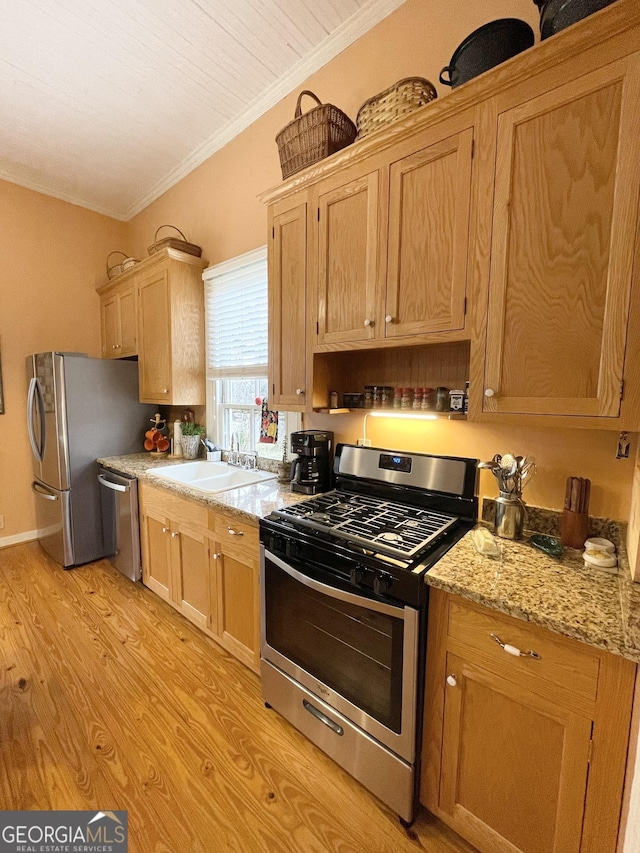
[148,225,202,257]
[276,90,357,180]
[106,251,138,280]
[356,77,438,139]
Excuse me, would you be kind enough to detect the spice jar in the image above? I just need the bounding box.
[401,388,412,409]
[412,388,423,409]
[380,386,394,408]
[435,386,449,412]
[393,387,403,408]
[421,387,435,410]
[449,389,465,412]
[372,386,382,408]
[364,386,375,408]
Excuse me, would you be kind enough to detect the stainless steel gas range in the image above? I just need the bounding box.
[259,443,478,823]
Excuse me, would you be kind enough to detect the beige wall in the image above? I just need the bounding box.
[2,0,635,539]
[0,179,127,540]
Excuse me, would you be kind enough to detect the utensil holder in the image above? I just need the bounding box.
[560,510,589,549]
[495,493,526,540]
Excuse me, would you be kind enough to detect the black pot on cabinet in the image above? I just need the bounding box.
[533,0,618,40]
[439,19,535,89]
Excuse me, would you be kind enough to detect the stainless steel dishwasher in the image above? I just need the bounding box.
[98,467,141,581]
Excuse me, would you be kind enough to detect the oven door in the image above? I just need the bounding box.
[260,546,419,763]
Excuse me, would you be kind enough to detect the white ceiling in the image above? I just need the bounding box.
[0,0,404,220]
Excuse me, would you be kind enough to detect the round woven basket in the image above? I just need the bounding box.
[106,251,138,279]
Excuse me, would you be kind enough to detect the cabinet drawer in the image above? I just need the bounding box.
[139,482,208,531]
[211,511,259,561]
[446,598,601,704]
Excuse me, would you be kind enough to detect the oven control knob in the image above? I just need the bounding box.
[373,572,393,595]
[349,565,365,586]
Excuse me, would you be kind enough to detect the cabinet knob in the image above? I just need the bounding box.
[162,388,169,394]
[171,531,179,538]
[213,552,220,560]
[484,388,495,398]
[295,388,305,396]
[227,527,244,537]
[162,527,169,534]
[363,318,373,327]
[446,674,457,687]
[111,345,118,350]
[385,315,393,324]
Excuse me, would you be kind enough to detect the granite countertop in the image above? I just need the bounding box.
[427,523,640,664]
[97,453,308,523]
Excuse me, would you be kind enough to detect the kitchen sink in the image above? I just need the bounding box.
[148,461,277,493]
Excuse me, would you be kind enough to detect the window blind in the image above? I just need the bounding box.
[203,246,268,378]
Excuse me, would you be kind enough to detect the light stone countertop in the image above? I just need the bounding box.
[98,454,640,663]
[426,524,640,663]
[97,453,309,523]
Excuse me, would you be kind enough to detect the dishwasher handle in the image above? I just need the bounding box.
[98,474,129,493]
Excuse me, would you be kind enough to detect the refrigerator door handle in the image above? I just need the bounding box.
[32,481,59,501]
[27,378,46,462]
[97,474,129,493]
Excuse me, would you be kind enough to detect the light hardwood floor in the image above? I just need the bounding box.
[0,542,476,853]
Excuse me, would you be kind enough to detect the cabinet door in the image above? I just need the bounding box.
[100,294,119,359]
[137,269,173,403]
[483,58,640,417]
[440,652,592,853]
[316,170,380,345]
[214,547,259,672]
[172,524,213,632]
[269,200,308,410]
[140,508,172,602]
[386,129,473,338]
[118,285,137,357]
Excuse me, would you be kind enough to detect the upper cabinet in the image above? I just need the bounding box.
[481,56,640,420]
[99,280,137,358]
[97,248,207,405]
[268,193,309,411]
[314,112,475,349]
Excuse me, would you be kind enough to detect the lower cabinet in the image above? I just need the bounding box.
[421,588,636,853]
[139,482,259,673]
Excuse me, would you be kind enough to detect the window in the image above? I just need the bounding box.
[203,247,297,459]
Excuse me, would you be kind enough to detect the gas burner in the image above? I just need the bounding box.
[309,512,331,523]
[379,531,403,543]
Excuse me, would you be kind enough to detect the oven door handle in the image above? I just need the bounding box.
[264,548,406,619]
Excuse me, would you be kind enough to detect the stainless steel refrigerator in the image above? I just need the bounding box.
[26,352,155,568]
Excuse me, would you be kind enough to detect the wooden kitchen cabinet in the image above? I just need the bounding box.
[314,113,474,349]
[136,250,207,405]
[97,248,207,404]
[139,482,259,672]
[480,54,640,421]
[268,193,309,411]
[421,589,636,853]
[99,281,137,358]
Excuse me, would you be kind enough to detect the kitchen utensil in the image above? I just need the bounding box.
[533,0,618,40]
[439,19,535,88]
[530,534,564,557]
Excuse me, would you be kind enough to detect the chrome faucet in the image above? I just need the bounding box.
[241,451,258,470]
[228,433,241,466]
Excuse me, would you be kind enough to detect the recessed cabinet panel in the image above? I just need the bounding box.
[386,130,473,338]
[142,509,172,602]
[484,59,640,417]
[440,653,591,853]
[269,200,308,410]
[118,286,137,356]
[138,270,172,403]
[101,295,118,358]
[317,172,380,345]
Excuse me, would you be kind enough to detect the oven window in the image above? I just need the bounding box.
[265,559,404,733]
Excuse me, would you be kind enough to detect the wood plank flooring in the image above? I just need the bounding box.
[0,542,476,853]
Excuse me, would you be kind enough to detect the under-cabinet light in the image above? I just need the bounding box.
[367,411,438,420]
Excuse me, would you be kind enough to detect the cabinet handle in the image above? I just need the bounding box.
[484,388,496,398]
[171,531,179,538]
[490,633,541,660]
[227,527,244,537]
[446,674,457,687]
[162,526,169,534]
[385,315,393,324]
[295,388,305,396]
[363,318,373,327]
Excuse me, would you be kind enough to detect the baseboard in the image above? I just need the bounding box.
[0,529,40,550]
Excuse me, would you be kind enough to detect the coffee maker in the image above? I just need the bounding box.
[289,430,334,495]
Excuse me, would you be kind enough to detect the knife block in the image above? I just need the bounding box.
[560,510,589,549]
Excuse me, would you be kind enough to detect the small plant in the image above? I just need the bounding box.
[180,422,206,437]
